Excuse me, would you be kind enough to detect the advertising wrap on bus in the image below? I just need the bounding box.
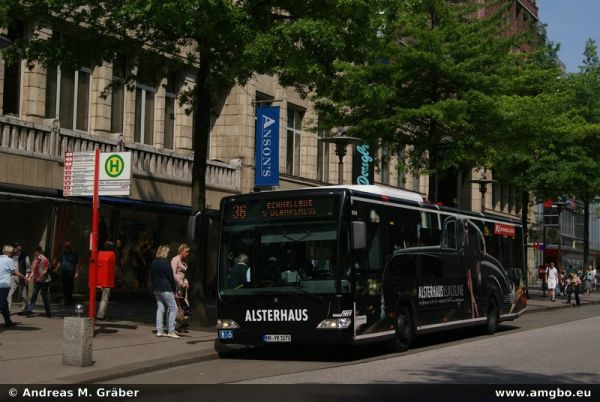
[215,186,527,352]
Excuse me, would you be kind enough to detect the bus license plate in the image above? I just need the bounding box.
[262,334,291,343]
[219,330,234,340]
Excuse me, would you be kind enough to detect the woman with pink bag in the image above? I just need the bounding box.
[171,244,191,331]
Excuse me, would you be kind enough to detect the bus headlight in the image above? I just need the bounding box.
[217,319,240,329]
[316,318,352,329]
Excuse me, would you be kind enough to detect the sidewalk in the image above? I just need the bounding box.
[0,300,219,385]
[1,286,599,385]
[525,282,600,312]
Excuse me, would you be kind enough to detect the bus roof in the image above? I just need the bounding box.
[247,184,424,204]
[325,185,424,203]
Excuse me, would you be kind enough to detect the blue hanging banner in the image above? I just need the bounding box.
[255,106,280,186]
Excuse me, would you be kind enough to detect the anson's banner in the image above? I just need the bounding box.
[255,106,280,186]
[352,143,375,185]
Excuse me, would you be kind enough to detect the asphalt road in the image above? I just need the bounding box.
[106,305,600,384]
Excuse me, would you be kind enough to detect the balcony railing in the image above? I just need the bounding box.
[0,115,240,193]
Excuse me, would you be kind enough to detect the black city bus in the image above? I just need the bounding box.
[216,185,527,351]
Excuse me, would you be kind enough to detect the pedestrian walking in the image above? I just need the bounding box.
[171,244,190,297]
[141,241,154,288]
[566,271,581,306]
[546,262,559,302]
[52,241,80,305]
[538,264,548,298]
[171,243,191,332]
[11,243,31,310]
[7,249,20,312]
[1,244,29,327]
[559,268,567,298]
[584,265,593,296]
[151,245,180,339]
[128,241,144,289]
[24,247,52,317]
[593,266,597,291]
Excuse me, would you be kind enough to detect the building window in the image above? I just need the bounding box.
[411,171,420,193]
[492,181,500,209]
[500,184,508,211]
[286,105,304,176]
[515,191,522,215]
[163,72,177,150]
[508,186,515,212]
[45,65,91,131]
[1,19,24,116]
[134,85,155,145]
[111,55,126,133]
[134,63,156,145]
[317,128,330,182]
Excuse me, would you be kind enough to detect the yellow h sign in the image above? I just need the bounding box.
[104,155,125,178]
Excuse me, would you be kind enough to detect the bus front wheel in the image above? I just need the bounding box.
[390,307,413,352]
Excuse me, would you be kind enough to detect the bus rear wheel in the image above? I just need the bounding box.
[484,299,499,335]
[390,307,413,352]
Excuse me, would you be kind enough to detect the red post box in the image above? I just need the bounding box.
[96,250,116,288]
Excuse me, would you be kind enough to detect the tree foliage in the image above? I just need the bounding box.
[522,39,600,265]
[311,0,541,200]
[1,0,385,321]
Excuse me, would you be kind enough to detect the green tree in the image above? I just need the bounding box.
[524,39,600,266]
[1,0,384,321]
[485,23,564,243]
[311,0,528,202]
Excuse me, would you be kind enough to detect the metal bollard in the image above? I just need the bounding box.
[63,317,93,367]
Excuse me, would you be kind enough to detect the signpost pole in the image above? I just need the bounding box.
[89,148,100,324]
[63,149,131,327]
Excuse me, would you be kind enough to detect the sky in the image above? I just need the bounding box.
[538,0,600,72]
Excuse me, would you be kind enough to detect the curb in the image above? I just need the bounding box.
[53,348,220,384]
[525,299,599,314]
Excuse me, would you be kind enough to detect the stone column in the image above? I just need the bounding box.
[63,317,93,367]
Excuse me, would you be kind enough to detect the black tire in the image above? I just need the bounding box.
[484,299,499,335]
[389,307,413,352]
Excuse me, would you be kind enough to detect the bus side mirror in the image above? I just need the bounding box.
[187,211,202,242]
[352,221,367,250]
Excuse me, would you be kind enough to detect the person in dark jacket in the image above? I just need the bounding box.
[151,245,180,339]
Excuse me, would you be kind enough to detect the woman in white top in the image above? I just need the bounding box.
[546,262,559,302]
[171,244,190,297]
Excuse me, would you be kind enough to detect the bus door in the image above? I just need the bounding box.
[352,206,387,337]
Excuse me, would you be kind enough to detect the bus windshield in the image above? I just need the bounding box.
[219,220,340,296]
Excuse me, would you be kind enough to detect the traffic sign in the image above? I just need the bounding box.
[63,151,132,197]
[99,152,132,195]
[63,151,96,197]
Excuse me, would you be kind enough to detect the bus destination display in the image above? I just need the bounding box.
[263,199,317,218]
[225,197,335,223]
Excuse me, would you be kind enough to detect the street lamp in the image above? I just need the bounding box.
[469,174,496,212]
[319,128,362,185]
